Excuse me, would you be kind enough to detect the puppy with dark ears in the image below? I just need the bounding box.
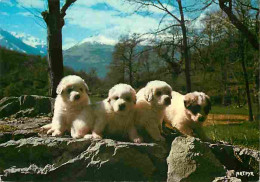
[41,75,92,138]
[164,91,211,141]
[135,80,172,142]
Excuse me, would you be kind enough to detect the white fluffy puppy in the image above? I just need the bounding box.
[41,75,91,138]
[135,80,172,142]
[91,84,141,143]
[164,91,211,140]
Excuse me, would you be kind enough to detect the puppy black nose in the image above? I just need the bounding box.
[119,104,126,111]
[198,116,205,122]
[164,97,171,105]
[74,94,80,100]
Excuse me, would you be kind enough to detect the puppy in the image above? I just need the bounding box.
[41,75,91,138]
[91,84,141,143]
[164,91,211,140]
[135,80,172,142]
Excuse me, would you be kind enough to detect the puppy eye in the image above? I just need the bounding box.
[80,88,83,92]
[189,105,201,115]
[156,91,162,96]
[67,88,73,93]
[114,96,119,100]
[125,97,131,102]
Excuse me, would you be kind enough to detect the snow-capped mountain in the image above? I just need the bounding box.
[10,32,47,55]
[80,35,117,46]
[0,28,47,55]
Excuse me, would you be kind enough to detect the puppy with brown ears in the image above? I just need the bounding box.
[90,84,141,143]
[164,91,211,140]
[135,80,172,142]
[41,75,92,138]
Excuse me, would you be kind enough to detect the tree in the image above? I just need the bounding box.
[218,0,259,50]
[41,0,76,97]
[154,39,182,81]
[107,34,142,86]
[127,0,193,92]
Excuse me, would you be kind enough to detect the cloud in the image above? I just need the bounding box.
[16,0,45,9]
[63,37,79,50]
[65,1,174,42]
[0,0,13,6]
[0,12,9,16]
[17,12,32,17]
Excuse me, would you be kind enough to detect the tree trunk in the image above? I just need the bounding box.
[219,0,258,50]
[43,0,64,98]
[240,37,254,121]
[129,48,133,86]
[177,0,191,93]
[220,60,228,105]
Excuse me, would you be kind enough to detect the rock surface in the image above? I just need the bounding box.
[0,137,168,181]
[167,136,226,182]
[0,95,54,118]
[0,96,259,181]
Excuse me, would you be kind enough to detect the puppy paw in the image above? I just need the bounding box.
[92,132,102,140]
[84,134,93,140]
[41,123,52,131]
[51,130,62,137]
[133,137,143,143]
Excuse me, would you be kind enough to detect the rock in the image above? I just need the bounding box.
[208,142,260,181]
[213,176,242,182]
[0,97,20,118]
[167,136,226,182]
[0,137,168,181]
[0,95,54,118]
[0,117,51,143]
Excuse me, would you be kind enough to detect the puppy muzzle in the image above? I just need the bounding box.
[70,92,81,102]
[118,103,126,111]
[198,115,205,122]
[74,94,80,100]
[164,97,171,106]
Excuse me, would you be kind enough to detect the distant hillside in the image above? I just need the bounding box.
[0,29,115,78]
[0,28,47,56]
[0,47,102,98]
[0,47,49,98]
[63,42,114,78]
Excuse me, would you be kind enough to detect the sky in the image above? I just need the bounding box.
[0,0,218,49]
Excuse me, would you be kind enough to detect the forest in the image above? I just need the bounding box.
[1,0,258,121]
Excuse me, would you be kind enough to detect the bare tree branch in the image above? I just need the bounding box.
[60,0,77,18]
[218,0,259,50]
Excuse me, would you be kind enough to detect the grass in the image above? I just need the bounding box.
[203,116,259,150]
[211,104,258,115]
[0,125,18,132]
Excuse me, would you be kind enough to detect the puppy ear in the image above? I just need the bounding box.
[144,86,153,102]
[107,87,115,102]
[205,95,211,112]
[184,94,193,108]
[56,82,64,95]
[83,81,89,93]
[130,88,137,104]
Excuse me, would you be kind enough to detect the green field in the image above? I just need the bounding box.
[203,120,259,150]
[211,104,259,116]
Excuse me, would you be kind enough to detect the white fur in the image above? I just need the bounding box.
[164,91,211,140]
[41,75,92,138]
[135,80,172,142]
[90,84,141,143]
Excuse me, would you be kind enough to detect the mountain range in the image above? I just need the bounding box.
[0,28,47,56]
[0,29,114,78]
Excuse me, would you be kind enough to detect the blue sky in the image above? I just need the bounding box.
[0,0,217,49]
